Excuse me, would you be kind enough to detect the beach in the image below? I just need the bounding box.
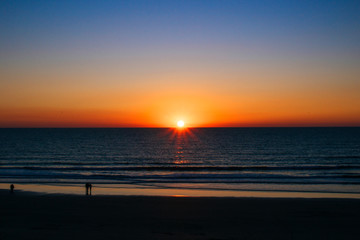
[1,190,360,240]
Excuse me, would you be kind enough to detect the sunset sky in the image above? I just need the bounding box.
[1,0,359,127]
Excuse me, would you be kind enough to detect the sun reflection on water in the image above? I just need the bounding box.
[167,127,197,165]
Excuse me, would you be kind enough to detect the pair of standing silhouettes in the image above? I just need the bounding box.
[85,183,92,195]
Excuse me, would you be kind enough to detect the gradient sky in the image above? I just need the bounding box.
[1,0,359,127]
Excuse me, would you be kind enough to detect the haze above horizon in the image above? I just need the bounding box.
[1,0,359,127]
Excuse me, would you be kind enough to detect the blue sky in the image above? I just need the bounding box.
[1,0,359,60]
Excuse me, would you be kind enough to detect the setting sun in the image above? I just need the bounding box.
[177,120,185,128]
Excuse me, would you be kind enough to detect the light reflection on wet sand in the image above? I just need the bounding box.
[1,183,360,199]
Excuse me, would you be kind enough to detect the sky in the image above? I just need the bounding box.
[1,0,359,127]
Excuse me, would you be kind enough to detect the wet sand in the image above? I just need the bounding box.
[1,190,360,240]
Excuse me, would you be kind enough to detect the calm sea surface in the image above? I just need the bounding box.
[1,128,360,194]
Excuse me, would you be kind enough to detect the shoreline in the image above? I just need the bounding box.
[1,191,360,240]
[1,183,360,199]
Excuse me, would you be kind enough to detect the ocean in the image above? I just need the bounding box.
[1,128,360,195]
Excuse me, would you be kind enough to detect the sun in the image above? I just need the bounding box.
[177,120,185,128]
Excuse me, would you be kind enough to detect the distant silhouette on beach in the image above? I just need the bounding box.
[85,183,92,195]
[10,184,14,194]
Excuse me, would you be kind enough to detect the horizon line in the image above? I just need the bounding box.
[1,126,359,129]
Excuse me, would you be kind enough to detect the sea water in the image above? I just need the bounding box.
[0,128,359,195]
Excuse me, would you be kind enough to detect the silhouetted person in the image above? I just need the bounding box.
[10,184,14,194]
[89,183,92,195]
[85,183,90,195]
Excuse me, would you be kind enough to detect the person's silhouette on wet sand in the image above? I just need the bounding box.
[85,183,89,195]
[10,184,14,194]
[85,183,92,195]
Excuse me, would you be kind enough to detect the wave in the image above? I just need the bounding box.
[1,165,360,172]
[1,168,359,183]
[324,156,360,159]
[1,175,360,185]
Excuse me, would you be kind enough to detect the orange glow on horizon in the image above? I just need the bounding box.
[0,105,360,128]
[1,74,360,128]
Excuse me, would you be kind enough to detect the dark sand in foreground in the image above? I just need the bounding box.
[1,191,360,240]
